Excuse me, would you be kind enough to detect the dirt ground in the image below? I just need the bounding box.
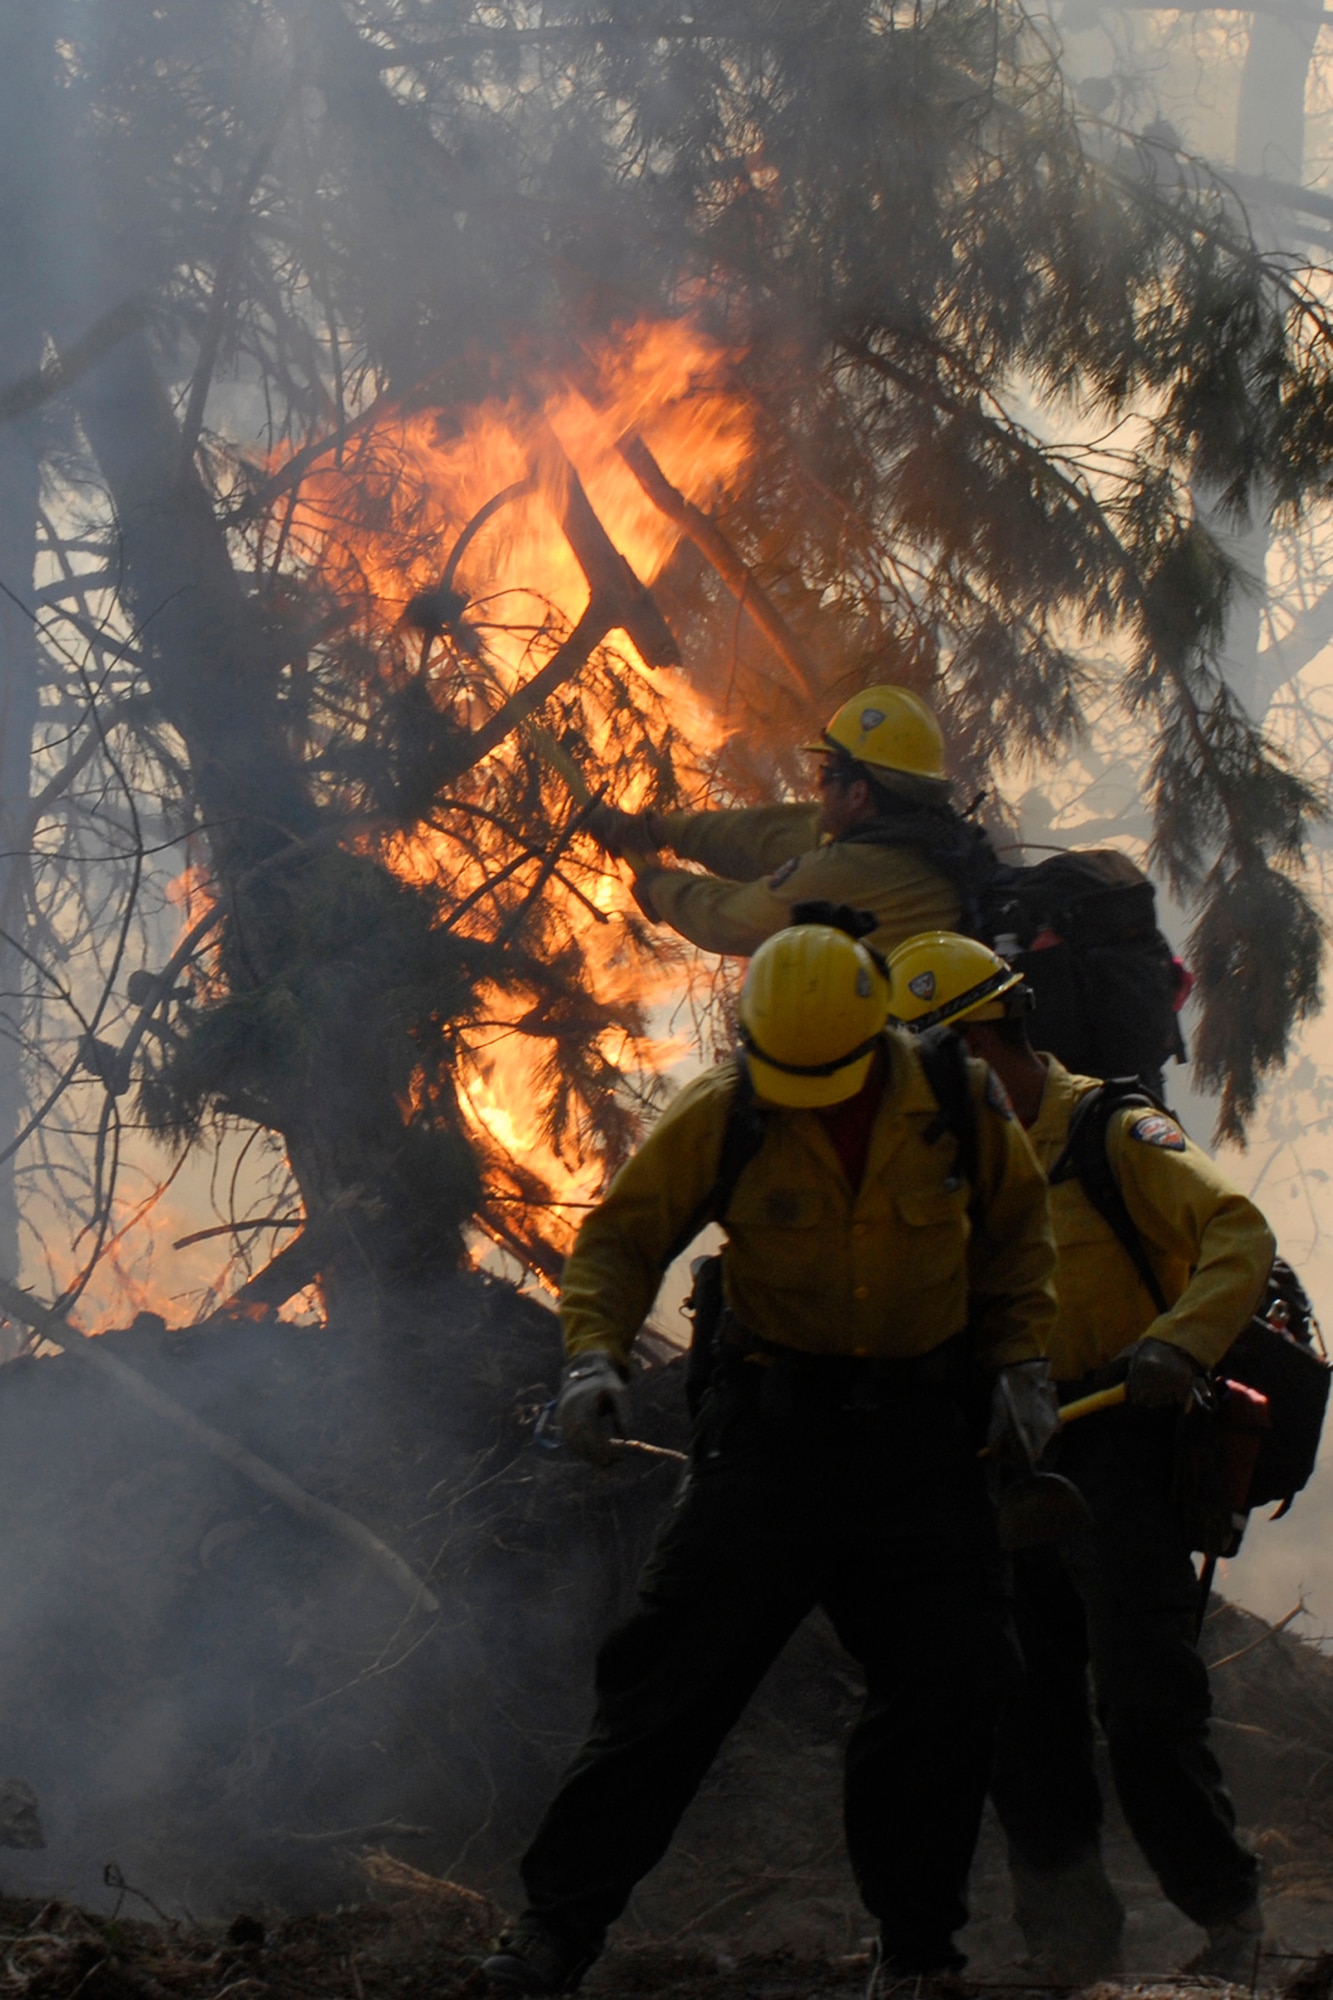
[0,1860,1327,2000]
[0,1275,1329,1990]
[586,1595,1333,1982]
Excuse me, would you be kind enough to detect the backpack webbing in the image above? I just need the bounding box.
[666,1033,979,1274]
[915,1026,979,1197]
[1048,1078,1170,1314]
[842,805,1000,936]
[661,1061,767,1269]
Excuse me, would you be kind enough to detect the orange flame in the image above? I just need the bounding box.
[277,318,762,1270]
[291,320,753,654]
[68,317,770,1327]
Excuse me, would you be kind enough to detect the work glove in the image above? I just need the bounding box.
[1123,1336,1200,1410]
[582,804,664,858]
[556,1352,633,1466]
[987,1359,1062,1467]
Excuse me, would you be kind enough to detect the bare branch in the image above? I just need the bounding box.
[449,436,681,773]
[0,297,145,427]
[533,423,680,670]
[172,1214,300,1249]
[179,96,296,474]
[616,431,817,697]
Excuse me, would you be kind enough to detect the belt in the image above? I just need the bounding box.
[721,1324,977,1396]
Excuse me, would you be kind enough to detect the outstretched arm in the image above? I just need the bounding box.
[560,1069,736,1366]
[657,803,823,879]
[636,838,962,957]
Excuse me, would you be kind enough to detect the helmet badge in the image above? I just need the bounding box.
[859,707,886,733]
[855,968,873,998]
[908,970,936,1000]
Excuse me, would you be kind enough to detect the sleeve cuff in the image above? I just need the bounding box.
[982,1333,1049,1371]
[564,1331,631,1369]
[630,867,668,921]
[1140,1323,1220,1371]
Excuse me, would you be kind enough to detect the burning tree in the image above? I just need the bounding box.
[1,0,1332,1320]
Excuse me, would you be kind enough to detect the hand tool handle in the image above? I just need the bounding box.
[1058,1382,1127,1425]
[525,721,651,873]
[979,1379,1128,1462]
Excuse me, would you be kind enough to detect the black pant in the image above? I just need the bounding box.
[991,1407,1258,1929]
[520,1370,1004,1967]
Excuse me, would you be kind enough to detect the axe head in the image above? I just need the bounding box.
[996,1471,1092,1552]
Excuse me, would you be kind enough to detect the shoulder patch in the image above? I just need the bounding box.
[767,856,801,890]
[1129,1112,1186,1152]
[984,1069,1014,1120]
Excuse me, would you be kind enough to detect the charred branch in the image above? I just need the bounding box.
[533,426,680,672]
[0,1272,440,1616]
[451,433,680,775]
[196,1200,369,1320]
[616,431,817,698]
[0,297,145,428]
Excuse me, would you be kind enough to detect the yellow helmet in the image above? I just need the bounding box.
[740,924,889,1108]
[886,932,1028,1031]
[804,684,946,782]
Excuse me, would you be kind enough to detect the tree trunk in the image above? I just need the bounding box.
[1234,9,1320,184]
[0,20,62,1352]
[70,335,478,1302]
[71,333,319,876]
[1219,4,1321,721]
[0,391,41,1355]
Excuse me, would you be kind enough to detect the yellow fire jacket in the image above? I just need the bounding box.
[634,802,961,957]
[1026,1059,1275,1382]
[561,1031,1057,1371]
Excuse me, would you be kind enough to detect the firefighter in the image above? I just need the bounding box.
[483,918,1058,1996]
[583,685,995,957]
[885,930,1276,1984]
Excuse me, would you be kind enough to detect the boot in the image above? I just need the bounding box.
[1182,1897,1265,1984]
[1009,1847,1125,1984]
[864,1936,966,2000]
[481,1916,600,1996]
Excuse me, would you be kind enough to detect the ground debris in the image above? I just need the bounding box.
[2,1274,1333,1968]
[0,1275,685,1914]
[2,1888,1329,2000]
[0,1881,495,2000]
[1284,1953,1333,2000]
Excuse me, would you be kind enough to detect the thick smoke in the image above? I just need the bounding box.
[0,1279,661,1913]
[0,0,1329,1937]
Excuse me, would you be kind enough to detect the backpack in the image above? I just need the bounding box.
[984,850,1186,1092]
[678,1028,976,1414]
[849,806,1185,1089]
[1050,1079,1330,1544]
[1220,1259,1329,1513]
